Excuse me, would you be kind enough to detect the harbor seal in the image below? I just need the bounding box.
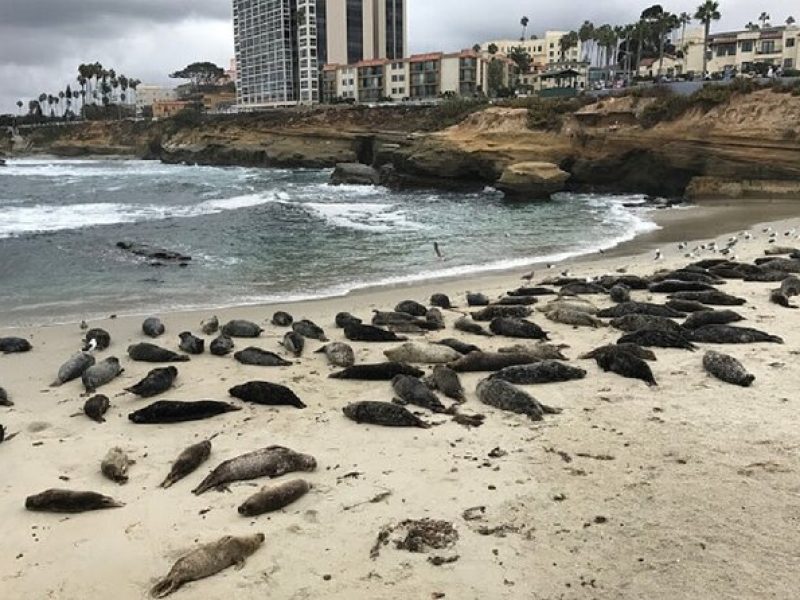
[128,343,190,363]
[282,332,305,357]
[125,366,178,398]
[466,292,490,306]
[101,447,135,484]
[292,319,328,341]
[314,343,355,368]
[335,312,362,328]
[192,445,317,495]
[597,302,685,318]
[430,293,452,309]
[688,325,783,344]
[150,533,265,598]
[683,310,744,329]
[82,328,111,351]
[424,365,465,402]
[391,375,447,413]
[372,310,422,326]
[668,291,746,306]
[345,323,408,342]
[238,479,311,517]
[618,329,696,351]
[434,339,481,355]
[579,343,656,362]
[210,335,234,356]
[425,308,446,330]
[384,342,462,364]
[160,439,213,488]
[476,378,560,421]
[83,394,110,423]
[234,347,293,367]
[666,299,712,314]
[537,298,599,316]
[221,320,264,338]
[454,316,492,337]
[51,351,95,386]
[544,308,605,328]
[649,280,717,293]
[329,362,424,380]
[271,311,294,327]
[395,300,427,317]
[559,281,608,295]
[178,332,204,354]
[495,295,539,306]
[471,305,532,321]
[0,337,32,353]
[142,317,166,338]
[610,314,686,335]
[200,316,219,335]
[508,286,558,297]
[702,351,755,386]
[497,342,569,360]
[129,400,241,424]
[343,401,430,428]
[82,357,124,393]
[449,351,539,373]
[0,387,12,407]
[609,284,631,303]
[595,346,657,386]
[25,489,124,513]
[229,381,306,409]
[490,361,586,385]
[489,317,549,340]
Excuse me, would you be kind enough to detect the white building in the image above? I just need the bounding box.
[481,32,583,70]
[135,85,178,114]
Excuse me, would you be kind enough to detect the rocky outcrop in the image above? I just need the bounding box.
[685,176,800,200]
[494,162,570,199]
[330,163,381,185]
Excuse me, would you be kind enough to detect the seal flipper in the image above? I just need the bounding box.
[150,577,180,599]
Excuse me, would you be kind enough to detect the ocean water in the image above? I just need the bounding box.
[0,157,661,325]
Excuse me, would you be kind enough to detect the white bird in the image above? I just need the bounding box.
[654,249,662,261]
[86,339,98,353]
[521,271,535,283]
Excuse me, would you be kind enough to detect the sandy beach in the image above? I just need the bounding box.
[2,200,800,599]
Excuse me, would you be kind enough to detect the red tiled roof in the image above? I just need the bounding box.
[355,58,389,67]
[409,52,444,62]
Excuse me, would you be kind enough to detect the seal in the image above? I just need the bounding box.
[434,339,481,355]
[271,311,294,327]
[221,320,264,338]
[424,365,465,402]
[595,346,657,386]
[210,335,234,356]
[683,310,744,329]
[345,323,408,342]
[448,351,540,373]
[178,332,204,354]
[495,295,539,306]
[668,291,746,306]
[150,533,265,598]
[200,316,219,335]
[82,357,124,393]
[143,317,166,338]
[597,302,685,318]
[234,347,293,367]
[101,447,135,484]
[292,319,328,341]
[125,366,178,398]
[425,308,446,330]
[454,316,492,337]
[395,300,427,317]
[51,351,95,386]
[618,330,696,350]
[490,361,586,384]
[391,374,447,413]
[229,381,306,408]
[314,343,355,368]
[372,310,422,326]
[471,306,532,321]
[238,479,311,517]
[160,439,213,488]
[430,293,452,309]
[666,299,713,313]
[282,332,305,357]
[688,325,783,344]
[597,275,650,289]
[489,317,549,340]
[343,401,430,428]
[649,280,717,293]
[129,400,241,424]
[384,342,462,364]
[702,351,755,386]
[537,298,599,315]
[579,343,656,362]
[82,328,111,351]
[192,445,317,495]
[559,281,608,295]
[0,337,32,353]
[476,378,560,421]
[329,362,424,380]
[609,284,631,303]
[544,308,605,328]
[497,342,569,360]
[466,292,490,306]
[508,286,558,297]
[25,489,124,513]
[128,343,190,363]
[0,386,12,407]
[651,270,722,285]
[83,394,110,422]
[335,312,362,328]
[610,314,686,335]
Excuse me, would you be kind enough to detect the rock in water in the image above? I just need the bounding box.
[192,446,317,495]
[329,363,424,380]
[234,347,293,367]
[150,534,265,598]
[292,319,328,341]
[490,361,586,384]
[129,400,242,424]
[282,332,305,357]
[425,365,465,402]
[128,343,190,363]
[343,401,430,428]
[160,440,213,488]
[237,479,311,517]
[702,351,755,387]
[221,320,263,338]
[101,447,134,484]
[178,332,204,354]
[143,317,166,338]
[51,351,96,386]
[82,328,111,351]
[489,317,549,339]
[200,316,219,335]
[25,489,124,513]
[344,324,408,342]
[229,381,306,408]
[391,375,447,413]
[384,342,461,364]
[82,357,124,393]
[476,378,559,421]
[83,394,110,422]
[595,347,657,386]
[210,335,234,356]
[0,337,32,353]
[271,311,294,327]
[314,343,355,367]
[125,366,178,398]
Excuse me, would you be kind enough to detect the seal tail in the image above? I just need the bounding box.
[150,576,180,598]
[50,379,63,387]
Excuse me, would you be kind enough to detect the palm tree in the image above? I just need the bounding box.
[579,21,595,63]
[520,16,529,42]
[745,22,759,32]
[679,12,692,50]
[657,12,680,76]
[695,1,721,79]
[758,12,770,28]
[787,16,796,26]
[595,24,614,66]
[613,25,626,67]
[487,43,498,55]
[16,100,23,115]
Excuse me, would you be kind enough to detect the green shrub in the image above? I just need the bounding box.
[432,96,488,127]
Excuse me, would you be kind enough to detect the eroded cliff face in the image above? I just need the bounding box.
[14,90,800,199]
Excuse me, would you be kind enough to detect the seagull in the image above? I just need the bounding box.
[79,320,88,331]
[521,270,535,284]
[85,339,98,353]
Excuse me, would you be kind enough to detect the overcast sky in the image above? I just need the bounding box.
[1,0,797,113]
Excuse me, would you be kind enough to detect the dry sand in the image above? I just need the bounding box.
[1,201,800,599]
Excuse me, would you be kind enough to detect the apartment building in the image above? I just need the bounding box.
[322,50,492,103]
[135,85,177,114]
[233,0,406,109]
[705,25,799,74]
[480,32,583,70]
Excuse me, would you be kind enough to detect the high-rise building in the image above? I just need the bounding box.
[233,0,406,109]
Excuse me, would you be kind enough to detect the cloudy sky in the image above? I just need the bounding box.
[1,0,797,113]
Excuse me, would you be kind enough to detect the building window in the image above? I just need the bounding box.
[785,59,794,69]
[740,40,753,52]
[787,38,796,48]
[761,41,776,54]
